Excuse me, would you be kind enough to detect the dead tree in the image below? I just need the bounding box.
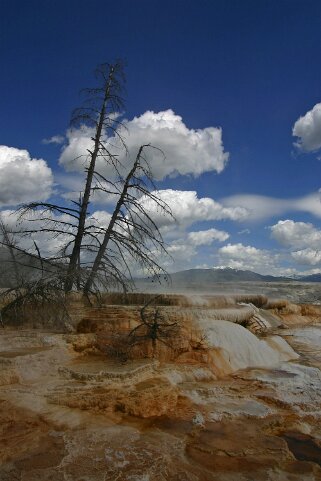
[13,61,172,297]
[0,215,70,327]
[0,274,71,329]
[64,61,126,293]
[0,217,50,287]
[0,218,20,286]
[83,144,173,296]
[15,62,125,293]
[128,296,180,355]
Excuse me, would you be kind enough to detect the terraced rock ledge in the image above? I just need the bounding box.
[0,292,321,480]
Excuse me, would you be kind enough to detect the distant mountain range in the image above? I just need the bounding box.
[149,267,321,284]
[2,244,321,289]
[299,273,321,282]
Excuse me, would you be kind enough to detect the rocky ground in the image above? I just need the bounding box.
[0,293,321,480]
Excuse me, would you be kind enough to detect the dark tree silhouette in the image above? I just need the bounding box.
[9,61,173,298]
[83,143,173,296]
[128,295,180,354]
[64,61,126,292]
[0,218,20,286]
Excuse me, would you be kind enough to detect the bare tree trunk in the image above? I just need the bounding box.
[64,67,115,293]
[83,145,145,295]
[0,220,20,286]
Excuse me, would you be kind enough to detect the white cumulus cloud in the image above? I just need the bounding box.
[0,146,53,207]
[167,243,197,265]
[0,208,113,260]
[216,243,285,275]
[159,228,229,271]
[187,228,229,246]
[121,110,229,179]
[218,243,275,265]
[270,219,321,249]
[271,219,321,267]
[0,209,72,258]
[291,248,321,266]
[138,190,248,230]
[59,110,229,180]
[293,102,321,152]
[59,125,96,172]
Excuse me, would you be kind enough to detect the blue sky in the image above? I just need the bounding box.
[1,0,321,275]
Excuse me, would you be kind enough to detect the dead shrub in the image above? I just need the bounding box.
[233,294,268,308]
[96,329,132,363]
[300,304,321,317]
[264,299,289,310]
[99,292,187,307]
[0,278,70,330]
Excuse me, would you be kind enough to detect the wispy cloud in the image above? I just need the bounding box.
[42,135,65,145]
[221,192,321,221]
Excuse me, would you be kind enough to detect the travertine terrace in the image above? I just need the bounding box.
[1,291,321,480]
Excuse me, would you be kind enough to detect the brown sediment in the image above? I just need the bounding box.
[1,293,321,480]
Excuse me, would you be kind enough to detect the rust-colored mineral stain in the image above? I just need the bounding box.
[1,296,321,480]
